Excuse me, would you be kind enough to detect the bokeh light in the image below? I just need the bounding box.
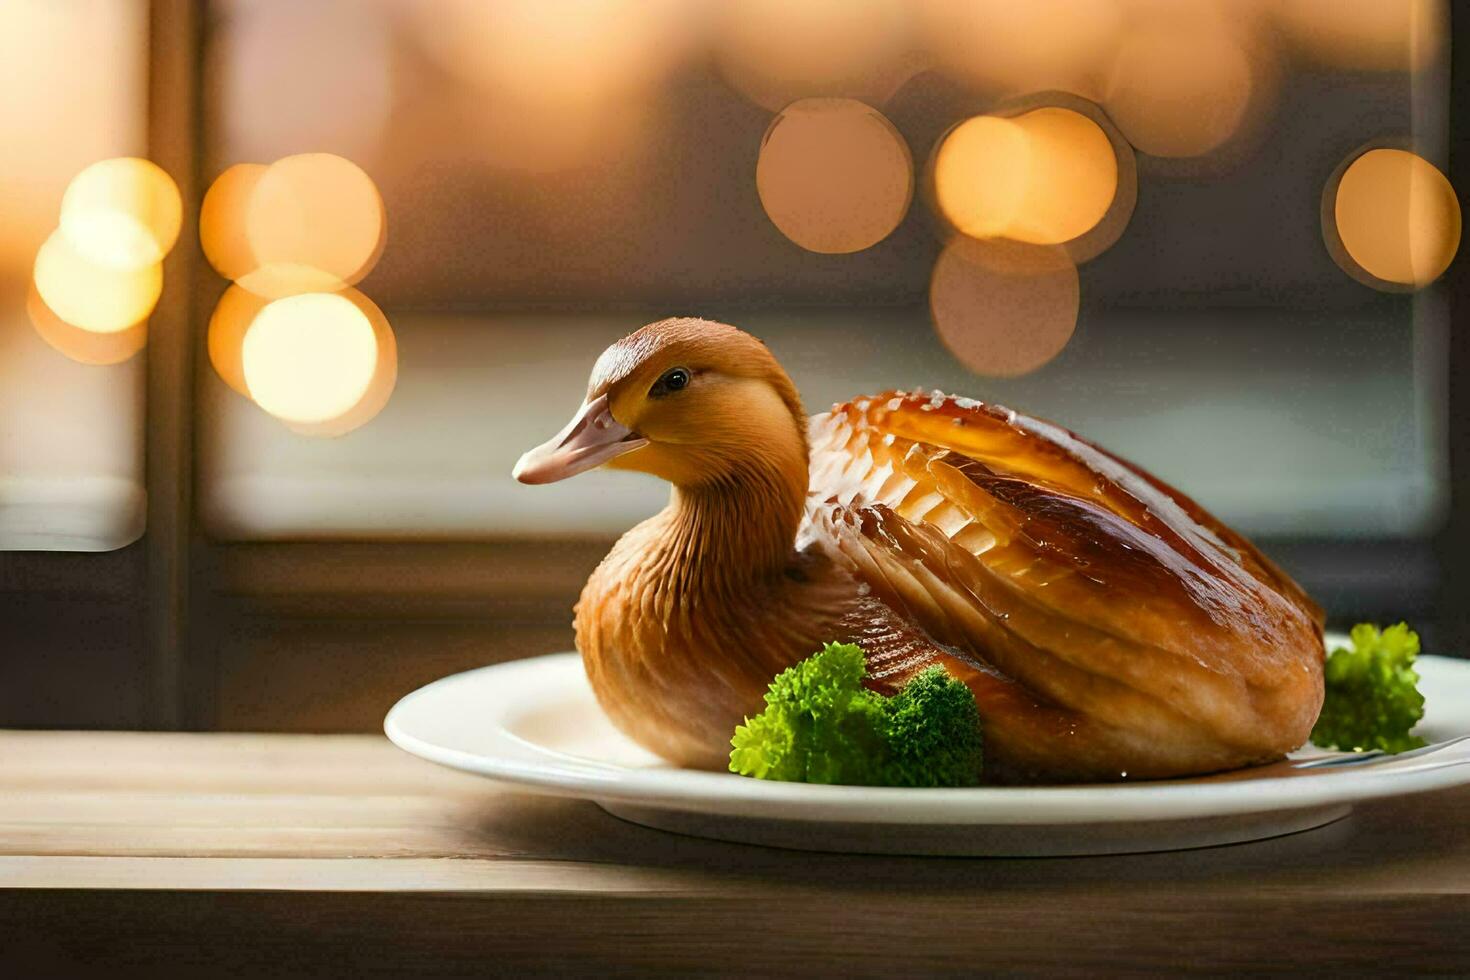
[207,284,271,397]
[23,154,176,361]
[58,157,181,270]
[921,0,1121,99]
[932,116,1029,240]
[201,153,394,434]
[200,163,266,282]
[756,98,913,254]
[33,229,161,334]
[930,237,1079,378]
[243,293,376,424]
[1102,12,1257,159]
[717,0,916,111]
[241,289,397,436]
[1326,148,1461,289]
[285,291,399,439]
[235,153,386,299]
[1277,0,1444,73]
[27,283,146,366]
[934,107,1118,249]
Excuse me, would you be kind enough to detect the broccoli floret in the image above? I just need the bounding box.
[729,643,983,787]
[879,665,987,787]
[1311,622,1426,754]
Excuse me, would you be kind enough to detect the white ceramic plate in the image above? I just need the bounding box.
[385,638,1470,856]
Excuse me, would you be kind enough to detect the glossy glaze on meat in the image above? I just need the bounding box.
[805,390,1325,782]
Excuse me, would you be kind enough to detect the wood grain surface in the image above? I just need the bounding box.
[3,731,1468,975]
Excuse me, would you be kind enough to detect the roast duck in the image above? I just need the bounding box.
[514,318,1325,783]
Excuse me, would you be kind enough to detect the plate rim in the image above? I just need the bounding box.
[384,649,1470,827]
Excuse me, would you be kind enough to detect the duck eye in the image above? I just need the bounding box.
[653,367,691,396]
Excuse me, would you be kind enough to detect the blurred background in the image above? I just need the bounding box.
[0,0,1464,732]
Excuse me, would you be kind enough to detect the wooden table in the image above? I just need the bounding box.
[3,731,1468,975]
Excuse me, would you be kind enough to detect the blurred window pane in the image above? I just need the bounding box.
[0,0,149,551]
[196,0,1452,546]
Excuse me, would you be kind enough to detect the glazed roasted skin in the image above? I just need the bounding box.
[550,320,1325,783]
[804,391,1325,782]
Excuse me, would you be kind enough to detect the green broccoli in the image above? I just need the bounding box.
[1311,622,1426,754]
[729,642,983,787]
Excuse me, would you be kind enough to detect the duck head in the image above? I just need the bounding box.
[513,318,807,492]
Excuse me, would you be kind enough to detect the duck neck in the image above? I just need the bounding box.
[658,442,808,598]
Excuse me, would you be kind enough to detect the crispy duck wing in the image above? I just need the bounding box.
[804,391,1326,783]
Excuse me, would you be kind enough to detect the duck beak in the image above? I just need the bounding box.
[513,393,649,485]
